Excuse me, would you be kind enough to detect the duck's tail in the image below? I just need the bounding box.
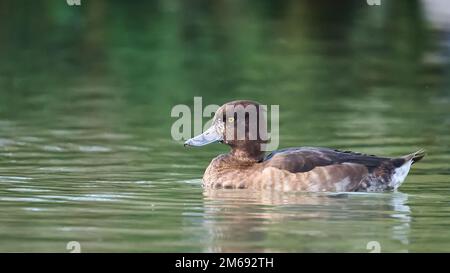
[405,149,426,164]
[387,149,425,190]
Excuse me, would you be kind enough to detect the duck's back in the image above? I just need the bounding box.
[262,147,424,192]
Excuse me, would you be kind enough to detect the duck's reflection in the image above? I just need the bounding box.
[201,189,411,252]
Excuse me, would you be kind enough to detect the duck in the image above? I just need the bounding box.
[184,100,425,192]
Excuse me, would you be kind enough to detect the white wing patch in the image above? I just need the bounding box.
[390,160,413,190]
[334,177,351,192]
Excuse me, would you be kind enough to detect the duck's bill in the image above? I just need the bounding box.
[184,126,223,147]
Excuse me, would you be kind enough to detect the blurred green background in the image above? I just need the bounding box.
[0,0,447,132]
[0,0,449,252]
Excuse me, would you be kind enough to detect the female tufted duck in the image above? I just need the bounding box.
[184,100,425,192]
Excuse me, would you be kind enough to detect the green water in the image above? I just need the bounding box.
[0,0,449,252]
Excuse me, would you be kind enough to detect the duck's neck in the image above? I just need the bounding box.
[229,143,265,163]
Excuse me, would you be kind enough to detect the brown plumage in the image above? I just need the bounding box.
[185,100,425,192]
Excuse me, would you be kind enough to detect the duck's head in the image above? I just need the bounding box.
[184,100,268,161]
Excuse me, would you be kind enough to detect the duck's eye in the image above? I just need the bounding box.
[227,117,234,123]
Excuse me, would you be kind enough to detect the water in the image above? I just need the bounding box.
[0,0,449,252]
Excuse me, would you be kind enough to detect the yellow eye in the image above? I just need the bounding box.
[227,117,234,123]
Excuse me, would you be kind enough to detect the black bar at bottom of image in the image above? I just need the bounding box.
[0,253,446,272]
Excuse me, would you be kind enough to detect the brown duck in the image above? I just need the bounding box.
[184,100,425,192]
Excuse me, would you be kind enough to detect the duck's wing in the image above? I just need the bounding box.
[262,147,424,192]
[263,147,392,173]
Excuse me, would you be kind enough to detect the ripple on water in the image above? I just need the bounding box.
[77,145,111,153]
[7,188,52,193]
[0,197,49,202]
[0,176,32,183]
[39,194,128,202]
[42,145,65,152]
[37,167,86,172]
[0,138,16,147]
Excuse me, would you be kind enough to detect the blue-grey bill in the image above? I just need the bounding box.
[184,126,223,147]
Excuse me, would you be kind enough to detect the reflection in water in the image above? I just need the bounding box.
[203,189,411,252]
[389,193,411,249]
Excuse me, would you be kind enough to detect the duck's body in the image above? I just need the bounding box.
[203,147,424,192]
[185,100,425,193]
